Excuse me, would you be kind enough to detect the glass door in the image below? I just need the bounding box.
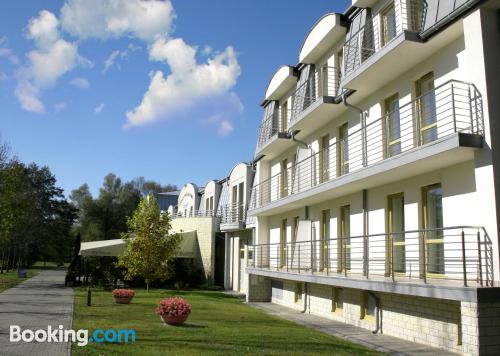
[320,210,330,271]
[385,94,401,157]
[422,184,444,275]
[280,219,287,268]
[319,134,330,183]
[280,101,288,132]
[338,123,349,176]
[387,193,405,275]
[339,205,351,272]
[280,158,288,198]
[381,1,397,46]
[231,185,237,222]
[416,73,437,145]
[238,182,244,221]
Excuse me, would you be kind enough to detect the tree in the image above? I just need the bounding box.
[117,196,180,292]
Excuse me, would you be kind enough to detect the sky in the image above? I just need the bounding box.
[0,0,351,197]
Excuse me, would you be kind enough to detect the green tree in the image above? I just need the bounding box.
[118,196,180,292]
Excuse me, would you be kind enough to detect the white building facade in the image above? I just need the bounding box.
[246,0,500,354]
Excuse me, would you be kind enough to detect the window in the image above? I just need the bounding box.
[238,182,244,220]
[280,101,288,132]
[331,288,344,314]
[381,1,397,46]
[339,205,351,272]
[280,219,287,268]
[231,185,238,222]
[416,72,437,145]
[319,134,330,183]
[338,123,349,176]
[361,291,376,321]
[387,193,405,274]
[384,94,401,157]
[295,283,303,303]
[320,210,330,271]
[422,183,444,275]
[280,158,289,198]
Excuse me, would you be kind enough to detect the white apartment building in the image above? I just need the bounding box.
[245,0,500,354]
[168,163,255,291]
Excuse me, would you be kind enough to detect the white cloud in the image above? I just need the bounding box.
[125,38,240,128]
[94,103,105,114]
[54,102,67,112]
[15,10,88,113]
[60,0,175,42]
[217,120,234,136]
[70,77,90,89]
[0,48,19,65]
[14,80,45,114]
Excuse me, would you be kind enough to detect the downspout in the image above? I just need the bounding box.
[367,291,381,334]
[342,93,367,167]
[288,130,309,149]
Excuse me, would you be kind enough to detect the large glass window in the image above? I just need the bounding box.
[385,94,401,157]
[339,205,351,272]
[387,193,405,274]
[319,134,330,183]
[422,184,444,275]
[381,2,397,46]
[416,73,437,145]
[320,209,330,271]
[338,123,349,176]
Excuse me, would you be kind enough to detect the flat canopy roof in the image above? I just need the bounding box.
[79,231,198,258]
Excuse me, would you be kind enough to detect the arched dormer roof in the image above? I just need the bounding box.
[263,65,298,103]
[298,13,346,64]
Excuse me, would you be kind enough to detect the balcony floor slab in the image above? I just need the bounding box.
[249,132,481,217]
[246,267,500,302]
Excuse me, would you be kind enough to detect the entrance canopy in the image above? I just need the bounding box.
[79,231,198,258]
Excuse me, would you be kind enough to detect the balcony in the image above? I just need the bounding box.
[220,203,247,232]
[341,0,429,96]
[289,65,344,137]
[171,210,220,219]
[255,108,291,159]
[249,80,483,215]
[247,226,494,300]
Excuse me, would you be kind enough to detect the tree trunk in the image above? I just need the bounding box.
[146,280,150,293]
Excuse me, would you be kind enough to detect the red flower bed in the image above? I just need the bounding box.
[112,289,135,298]
[155,297,192,317]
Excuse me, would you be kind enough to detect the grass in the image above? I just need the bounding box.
[0,269,39,293]
[72,288,384,356]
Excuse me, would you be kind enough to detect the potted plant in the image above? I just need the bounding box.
[112,289,135,304]
[155,297,192,325]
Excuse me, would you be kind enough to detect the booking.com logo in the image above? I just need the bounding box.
[10,325,136,346]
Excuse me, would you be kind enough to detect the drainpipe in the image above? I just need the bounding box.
[342,93,367,167]
[362,189,368,278]
[367,291,381,334]
[300,282,308,313]
[288,130,309,149]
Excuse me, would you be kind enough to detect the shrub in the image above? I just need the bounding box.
[155,297,192,317]
[112,289,135,298]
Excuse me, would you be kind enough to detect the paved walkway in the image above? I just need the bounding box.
[0,270,73,356]
[249,302,459,356]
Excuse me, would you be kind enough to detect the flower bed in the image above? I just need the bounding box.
[156,297,192,325]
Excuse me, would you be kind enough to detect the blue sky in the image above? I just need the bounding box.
[0,0,350,197]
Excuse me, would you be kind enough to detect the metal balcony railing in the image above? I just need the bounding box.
[247,226,493,287]
[290,65,340,124]
[220,203,247,224]
[342,0,427,79]
[249,80,483,211]
[256,109,289,150]
[171,210,220,219]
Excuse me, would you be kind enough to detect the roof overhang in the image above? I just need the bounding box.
[79,230,198,259]
[299,13,347,64]
[351,0,378,8]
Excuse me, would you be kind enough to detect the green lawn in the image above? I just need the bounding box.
[72,288,384,355]
[0,269,39,293]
